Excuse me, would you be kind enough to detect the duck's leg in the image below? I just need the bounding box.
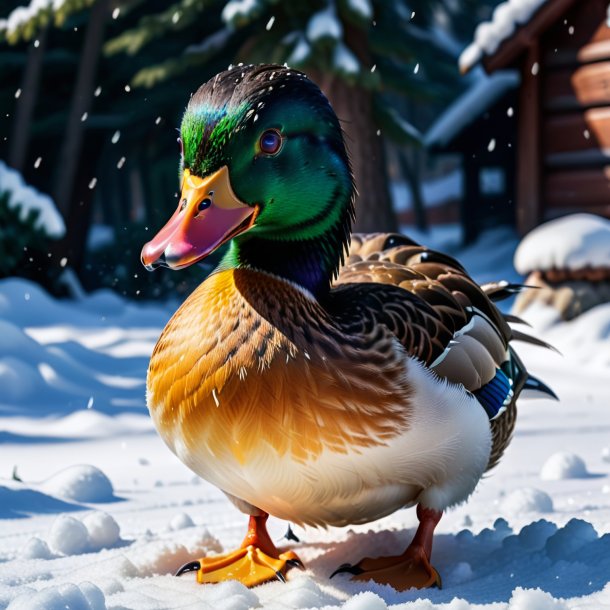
[176,513,303,587]
[331,505,442,591]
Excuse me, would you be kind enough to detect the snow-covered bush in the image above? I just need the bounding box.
[0,161,65,279]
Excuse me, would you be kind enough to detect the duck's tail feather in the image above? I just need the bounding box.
[482,281,538,302]
[511,329,562,354]
[502,313,532,327]
[521,374,559,400]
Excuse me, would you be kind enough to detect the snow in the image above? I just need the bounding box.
[540,452,590,481]
[346,0,372,21]
[425,68,520,149]
[514,213,610,273]
[500,488,554,514]
[0,161,65,238]
[306,5,342,43]
[333,43,360,75]
[167,512,195,531]
[7,582,106,610]
[221,0,261,27]
[288,35,311,66]
[48,515,91,555]
[41,465,115,502]
[392,169,462,213]
[0,227,609,608]
[458,0,548,73]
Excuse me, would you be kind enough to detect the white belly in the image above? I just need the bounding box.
[169,357,492,527]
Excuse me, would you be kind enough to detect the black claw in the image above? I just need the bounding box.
[284,524,300,543]
[286,558,305,570]
[175,560,201,577]
[274,570,287,583]
[329,563,364,578]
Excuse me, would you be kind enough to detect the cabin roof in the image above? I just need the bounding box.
[459,0,579,74]
[425,68,520,149]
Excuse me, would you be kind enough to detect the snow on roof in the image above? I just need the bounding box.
[0,160,65,238]
[424,68,520,149]
[514,213,610,273]
[458,0,548,73]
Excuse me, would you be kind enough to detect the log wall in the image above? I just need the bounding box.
[540,0,610,221]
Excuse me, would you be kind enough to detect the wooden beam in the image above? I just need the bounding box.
[516,40,542,235]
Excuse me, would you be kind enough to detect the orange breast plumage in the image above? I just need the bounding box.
[148,268,410,460]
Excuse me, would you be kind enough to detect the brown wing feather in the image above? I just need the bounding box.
[338,232,532,472]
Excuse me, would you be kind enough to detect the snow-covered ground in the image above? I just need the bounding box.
[1,228,609,610]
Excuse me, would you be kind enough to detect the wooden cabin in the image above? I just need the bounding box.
[428,0,610,242]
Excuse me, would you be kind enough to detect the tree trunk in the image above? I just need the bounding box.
[52,0,110,274]
[321,75,397,233]
[9,26,49,172]
[398,150,428,232]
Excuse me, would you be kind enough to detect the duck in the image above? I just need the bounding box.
[141,63,556,591]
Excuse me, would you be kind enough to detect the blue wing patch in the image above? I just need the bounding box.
[474,368,513,420]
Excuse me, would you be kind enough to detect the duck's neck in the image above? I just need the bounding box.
[225,238,335,296]
[222,207,353,296]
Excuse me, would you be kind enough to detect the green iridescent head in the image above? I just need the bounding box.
[142,64,355,294]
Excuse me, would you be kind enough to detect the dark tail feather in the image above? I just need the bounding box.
[502,313,532,327]
[511,329,562,354]
[482,282,539,302]
[522,374,559,400]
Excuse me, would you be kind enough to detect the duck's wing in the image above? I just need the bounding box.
[336,233,512,392]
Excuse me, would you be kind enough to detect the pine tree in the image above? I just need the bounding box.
[105,0,464,232]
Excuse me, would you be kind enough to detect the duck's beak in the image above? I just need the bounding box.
[141,166,258,271]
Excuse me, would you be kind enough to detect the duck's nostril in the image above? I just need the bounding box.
[197,198,212,214]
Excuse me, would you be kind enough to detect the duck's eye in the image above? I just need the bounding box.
[259,129,282,155]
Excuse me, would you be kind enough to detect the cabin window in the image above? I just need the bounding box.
[479,167,506,195]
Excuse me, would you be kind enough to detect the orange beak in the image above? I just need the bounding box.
[141,166,258,271]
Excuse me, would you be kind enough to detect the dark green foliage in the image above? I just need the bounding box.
[108,0,465,141]
[0,190,55,278]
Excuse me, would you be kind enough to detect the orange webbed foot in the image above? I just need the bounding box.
[331,546,441,591]
[175,513,304,587]
[177,547,303,587]
[330,505,443,591]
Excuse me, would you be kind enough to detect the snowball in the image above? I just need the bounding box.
[21,537,53,560]
[168,512,194,531]
[6,582,107,610]
[514,213,610,273]
[540,452,589,480]
[41,465,114,502]
[500,487,554,514]
[343,592,388,609]
[48,515,89,556]
[82,512,120,549]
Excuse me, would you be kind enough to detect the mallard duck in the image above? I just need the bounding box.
[141,64,555,591]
